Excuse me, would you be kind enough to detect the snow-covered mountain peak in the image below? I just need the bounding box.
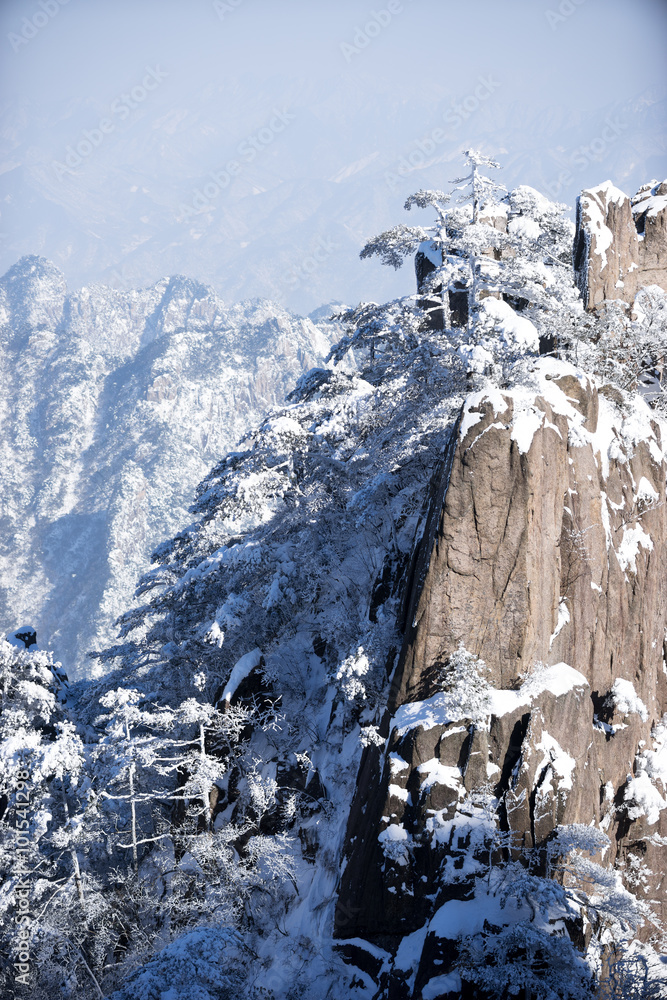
[0,259,336,676]
[0,254,67,336]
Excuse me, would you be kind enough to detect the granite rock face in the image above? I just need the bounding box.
[335,360,667,995]
[574,179,667,310]
[633,180,667,292]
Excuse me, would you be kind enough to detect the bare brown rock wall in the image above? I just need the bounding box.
[336,368,667,969]
[574,179,667,310]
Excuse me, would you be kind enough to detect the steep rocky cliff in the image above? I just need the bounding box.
[574,179,667,310]
[336,360,667,996]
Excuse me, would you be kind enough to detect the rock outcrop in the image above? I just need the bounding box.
[574,179,667,310]
[414,242,450,331]
[335,360,667,995]
[634,180,667,292]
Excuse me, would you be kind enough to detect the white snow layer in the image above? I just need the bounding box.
[480,297,539,352]
[422,973,463,998]
[636,476,659,503]
[221,647,263,702]
[417,759,462,793]
[632,180,667,219]
[391,663,587,736]
[429,890,531,940]
[588,179,628,206]
[625,717,667,825]
[535,731,576,791]
[388,783,409,802]
[378,824,409,843]
[508,216,541,240]
[457,360,666,568]
[550,600,570,648]
[610,678,649,722]
[616,524,653,574]
[392,691,465,735]
[389,753,409,775]
[511,406,547,454]
[489,663,588,718]
[459,386,510,440]
[418,240,443,268]
[625,771,667,826]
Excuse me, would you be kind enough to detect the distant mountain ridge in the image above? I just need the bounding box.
[2,81,663,314]
[0,255,334,676]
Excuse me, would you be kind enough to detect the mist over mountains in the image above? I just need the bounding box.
[2,74,664,314]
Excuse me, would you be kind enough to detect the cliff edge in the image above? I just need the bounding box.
[336,359,667,996]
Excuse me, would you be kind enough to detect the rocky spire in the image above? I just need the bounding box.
[573,179,667,310]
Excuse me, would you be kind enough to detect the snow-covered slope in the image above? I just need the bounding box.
[83,325,466,998]
[0,256,334,677]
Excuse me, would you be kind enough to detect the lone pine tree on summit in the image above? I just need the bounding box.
[355,149,582,380]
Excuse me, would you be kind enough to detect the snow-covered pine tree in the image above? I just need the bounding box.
[447,148,507,325]
[326,296,426,370]
[360,188,451,329]
[94,687,175,870]
[436,643,491,729]
[358,149,581,383]
[454,824,650,1000]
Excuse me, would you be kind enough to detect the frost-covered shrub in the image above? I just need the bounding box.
[455,824,649,1000]
[335,646,372,703]
[567,286,667,412]
[436,644,491,729]
[108,926,248,1000]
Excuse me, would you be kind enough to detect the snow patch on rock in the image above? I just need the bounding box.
[616,524,653,574]
[221,647,263,702]
[609,678,649,722]
[392,662,587,736]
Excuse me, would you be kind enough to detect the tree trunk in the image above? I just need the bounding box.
[199,722,210,833]
[128,763,138,871]
[61,780,86,914]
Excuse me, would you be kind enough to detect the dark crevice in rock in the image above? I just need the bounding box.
[458,724,474,776]
[591,689,614,741]
[614,782,633,843]
[392,412,463,708]
[529,762,552,849]
[498,713,531,792]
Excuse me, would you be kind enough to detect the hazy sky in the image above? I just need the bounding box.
[1,0,666,311]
